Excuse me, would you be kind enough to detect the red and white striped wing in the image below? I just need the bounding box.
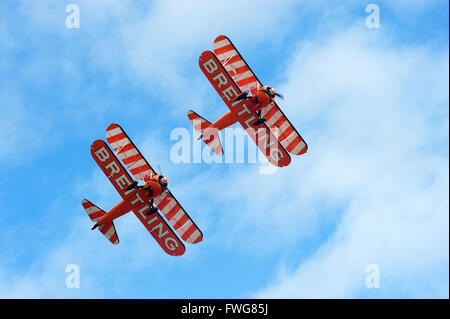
[213,35,307,155]
[154,191,203,244]
[105,123,203,244]
[105,123,155,181]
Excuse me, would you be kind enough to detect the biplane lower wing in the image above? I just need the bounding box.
[90,139,186,256]
[130,199,186,256]
[154,190,203,244]
[105,123,203,244]
[199,50,291,167]
[213,35,307,155]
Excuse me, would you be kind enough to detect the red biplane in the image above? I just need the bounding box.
[188,35,307,167]
[81,123,202,256]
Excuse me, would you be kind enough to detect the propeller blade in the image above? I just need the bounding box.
[275,92,284,100]
[155,163,162,175]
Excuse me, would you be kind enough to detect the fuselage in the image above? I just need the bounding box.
[207,89,274,133]
[96,176,166,226]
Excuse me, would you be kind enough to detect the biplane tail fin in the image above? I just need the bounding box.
[187,110,223,156]
[81,199,119,245]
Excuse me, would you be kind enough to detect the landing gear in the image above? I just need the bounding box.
[145,206,159,216]
[234,91,249,102]
[252,110,266,126]
[252,117,267,126]
[145,199,158,216]
[126,180,139,191]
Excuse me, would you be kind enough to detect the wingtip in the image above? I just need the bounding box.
[298,143,308,155]
[107,122,118,129]
[193,234,203,244]
[106,123,123,135]
[172,247,186,257]
[214,34,228,42]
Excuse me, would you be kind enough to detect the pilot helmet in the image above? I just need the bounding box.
[158,175,168,188]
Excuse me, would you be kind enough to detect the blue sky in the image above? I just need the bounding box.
[0,0,448,298]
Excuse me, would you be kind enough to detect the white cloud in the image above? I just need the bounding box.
[0,0,303,166]
[245,27,449,298]
[0,86,51,162]
[60,0,301,113]
[0,0,447,298]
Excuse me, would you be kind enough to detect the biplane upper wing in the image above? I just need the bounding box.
[199,50,291,167]
[105,123,203,244]
[90,139,186,256]
[213,35,308,156]
[105,124,155,181]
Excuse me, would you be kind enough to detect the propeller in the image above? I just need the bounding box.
[274,92,284,100]
[155,163,162,175]
[232,84,285,103]
[265,86,284,100]
[154,163,173,199]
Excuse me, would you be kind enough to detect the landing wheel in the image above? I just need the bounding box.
[145,207,159,216]
[252,117,267,126]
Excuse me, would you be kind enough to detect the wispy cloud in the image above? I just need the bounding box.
[249,26,449,298]
[0,0,447,298]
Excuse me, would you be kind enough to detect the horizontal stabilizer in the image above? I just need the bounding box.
[187,110,211,133]
[187,110,223,156]
[81,199,119,245]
